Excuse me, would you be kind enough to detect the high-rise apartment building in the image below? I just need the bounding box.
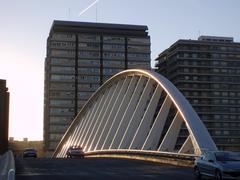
[44,20,151,155]
[0,79,9,154]
[155,36,240,151]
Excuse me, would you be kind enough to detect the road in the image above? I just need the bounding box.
[16,157,195,180]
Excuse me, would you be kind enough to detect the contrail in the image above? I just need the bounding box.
[79,0,99,16]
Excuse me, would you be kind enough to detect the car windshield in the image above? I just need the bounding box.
[25,149,36,152]
[69,146,82,150]
[215,152,240,162]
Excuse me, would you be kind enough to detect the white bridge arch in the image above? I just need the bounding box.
[53,69,217,157]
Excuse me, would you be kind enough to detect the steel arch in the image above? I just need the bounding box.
[53,69,217,157]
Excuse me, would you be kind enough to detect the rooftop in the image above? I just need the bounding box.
[198,35,234,42]
[50,20,149,36]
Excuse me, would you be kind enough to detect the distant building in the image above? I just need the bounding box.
[155,36,240,151]
[0,79,9,154]
[8,140,44,158]
[44,20,151,156]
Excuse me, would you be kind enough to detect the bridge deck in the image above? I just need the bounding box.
[16,157,195,180]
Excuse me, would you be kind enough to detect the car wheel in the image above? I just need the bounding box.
[194,166,201,179]
[215,170,222,180]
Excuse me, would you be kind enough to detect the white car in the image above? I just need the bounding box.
[194,151,240,179]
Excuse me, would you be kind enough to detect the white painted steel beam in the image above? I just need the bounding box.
[101,77,131,149]
[94,79,124,150]
[81,93,106,150]
[78,102,99,145]
[53,69,218,158]
[137,95,171,150]
[85,84,116,151]
[158,112,183,151]
[131,85,163,150]
[106,76,139,149]
[178,136,194,154]
[120,79,154,149]
[114,76,147,149]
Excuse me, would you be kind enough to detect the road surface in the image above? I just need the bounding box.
[16,157,195,180]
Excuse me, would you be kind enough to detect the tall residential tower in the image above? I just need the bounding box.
[155,36,240,151]
[44,20,151,155]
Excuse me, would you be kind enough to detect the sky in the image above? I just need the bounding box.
[0,0,240,140]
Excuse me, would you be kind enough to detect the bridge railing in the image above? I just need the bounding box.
[84,149,198,167]
[0,151,15,180]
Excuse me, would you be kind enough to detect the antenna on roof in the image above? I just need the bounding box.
[96,0,98,22]
[198,30,201,38]
[68,8,71,20]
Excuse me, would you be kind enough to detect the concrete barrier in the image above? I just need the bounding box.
[84,149,198,167]
[0,151,15,180]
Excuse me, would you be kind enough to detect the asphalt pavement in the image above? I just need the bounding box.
[16,157,196,180]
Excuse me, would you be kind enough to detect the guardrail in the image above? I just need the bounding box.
[0,151,15,180]
[84,149,198,167]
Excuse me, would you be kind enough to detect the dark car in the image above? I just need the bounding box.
[23,148,37,158]
[66,146,84,158]
[194,151,240,179]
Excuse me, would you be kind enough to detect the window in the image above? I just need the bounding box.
[51,50,75,57]
[229,92,235,97]
[78,67,100,73]
[50,75,75,81]
[103,44,125,50]
[51,41,75,48]
[230,107,236,112]
[51,58,75,66]
[193,76,198,81]
[78,34,100,42]
[221,69,228,73]
[103,52,125,59]
[50,116,72,124]
[78,75,100,82]
[51,33,75,41]
[192,53,198,58]
[213,68,219,73]
[184,76,190,80]
[50,83,75,90]
[50,99,73,106]
[127,37,150,44]
[183,68,189,73]
[193,99,199,104]
[78,51,100,58]
[215,130,221,135]
[78,59,100,66]
[128,53,150,60]
[104,36,124,43]
[51,66,75,73]
[213,84,220,89]
[222,92,228,96]
[214,122,221,127]
[128,45,149,52]
[222,99,228,104]
[50,108,74,115]
[223,131,229,135]
[78,42,100,50]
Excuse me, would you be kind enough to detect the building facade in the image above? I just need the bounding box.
[0,79,9,154]
[155,36,240,151]
[44,20,151,155]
